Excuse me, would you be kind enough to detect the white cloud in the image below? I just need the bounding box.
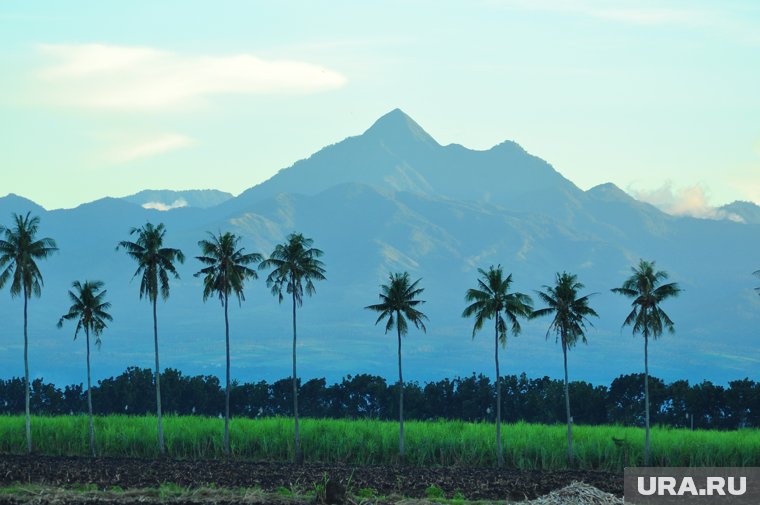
[108,133,193,163]
[36,43,346,110]
[630,182,744,222]
[142,199,188,211]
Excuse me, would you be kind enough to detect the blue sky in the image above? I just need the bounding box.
[1,0,759,211]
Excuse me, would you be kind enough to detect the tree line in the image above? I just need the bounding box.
[1,367,757,430]
[1,212,757,467]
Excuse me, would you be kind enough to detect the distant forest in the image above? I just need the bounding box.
[0,368,755,430]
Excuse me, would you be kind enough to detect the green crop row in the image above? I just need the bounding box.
[1,415,758,470]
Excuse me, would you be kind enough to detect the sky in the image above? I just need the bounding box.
[1,0,759,211]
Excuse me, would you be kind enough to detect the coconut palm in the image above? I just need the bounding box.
[531,272,598,466]
[117,222,184,456]
[611,259,680,465]
[195,231,262,456]
[57,280,112,457]
[0,212,58,454]
[259,232,325,464]
[365,272,427,463]
[462,265,532,468]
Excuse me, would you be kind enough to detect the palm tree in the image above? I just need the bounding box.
[57,280,112,457]
[531,272,598,466]
[0,212,58,454]
[611,259,680,465]
[462,265,532,468]
[259,232,325,465]
[365,272,427,463]
[195,231,262,457]
[117,222,184,456]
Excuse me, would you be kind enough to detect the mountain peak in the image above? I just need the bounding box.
[586,182,635,202]
[363,109,439,147]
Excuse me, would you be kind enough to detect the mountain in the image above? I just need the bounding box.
[720,200,760,224]
[227,109,580,211]
[121,189,233,210]
[0,110,759,388]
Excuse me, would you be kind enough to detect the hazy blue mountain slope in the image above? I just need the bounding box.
[721,201,760,224]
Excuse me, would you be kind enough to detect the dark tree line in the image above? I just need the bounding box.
[1,367,757,430]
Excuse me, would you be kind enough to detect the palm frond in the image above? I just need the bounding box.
[365,272,427,337]
[612,259,680,339]
[57,280,112,342]
[260,232,326,307]
[0,212,57,298]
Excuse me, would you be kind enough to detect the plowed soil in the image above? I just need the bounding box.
[0,455,622,502]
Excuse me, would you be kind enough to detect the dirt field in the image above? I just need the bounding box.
[0,455,622,503]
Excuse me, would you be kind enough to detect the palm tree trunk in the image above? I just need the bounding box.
[153,297,165,456]
[495,316,503,468]
[397,317,404,464]
[86,327,96,457]
[224,290,231,457]
[644,331,650,466]
[23,287,31,455]
[292,289,302,465]
[562,338,573,466]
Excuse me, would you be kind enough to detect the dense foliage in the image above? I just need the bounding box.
[0,367,757,430]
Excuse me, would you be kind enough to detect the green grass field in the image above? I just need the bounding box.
[1,415,758,470]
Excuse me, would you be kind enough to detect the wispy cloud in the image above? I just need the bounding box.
[36,43,347,110]
[630,181,744,222]
[108,133,193,163]
[492,0,711,27]
[142,199,188,211]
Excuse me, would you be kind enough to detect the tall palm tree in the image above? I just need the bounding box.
[259,232,325,465]
[611,259,680,465]
[365,272,427,463]
[57,280,112,457]
[117,222,184,456]
[195,231,262,457]
[0,212,58,454]
[462,265,532,468]
[531,272,598,466]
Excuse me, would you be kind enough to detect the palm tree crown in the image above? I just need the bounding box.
[463,265,533,343]
[260,233,326,303]
[0,212,58,297]
[57,281,113,344]
[366,272,428,335]
[195,232,262,303]
[117,222,185,302]
[611,259,681,339]
[532,272,598,346]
